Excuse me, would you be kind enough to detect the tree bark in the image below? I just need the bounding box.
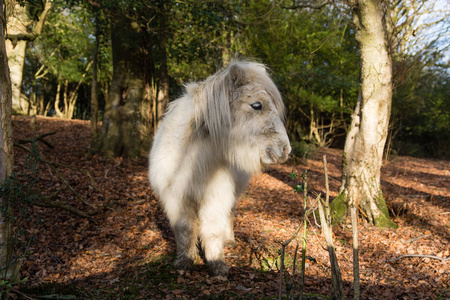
[90,13,100,148]
[96,18,152,158]
[54,82,63,118]
[155,1,169,131]
[336,0,397,228]
[0,0,15,278]
[5,0,51,115]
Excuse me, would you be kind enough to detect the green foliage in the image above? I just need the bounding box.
[23,0,112,118]
[392,58,450,159]
[34,3,94,81]
[167,0,241,82]
[16,0,450,159]
[0,277,29,298]
[240,2,359,146]
[290,140,317,159]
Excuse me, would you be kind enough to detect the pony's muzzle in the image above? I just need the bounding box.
[266,143,291,164]
[279,143,291,163]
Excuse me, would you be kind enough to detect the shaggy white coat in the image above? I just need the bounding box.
[149,60,291,276]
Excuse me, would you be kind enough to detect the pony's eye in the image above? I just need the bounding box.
[250,102,262,110]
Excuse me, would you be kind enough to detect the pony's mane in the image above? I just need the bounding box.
[186,60,285,143]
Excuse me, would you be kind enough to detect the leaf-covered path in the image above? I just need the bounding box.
[12,116,450,299]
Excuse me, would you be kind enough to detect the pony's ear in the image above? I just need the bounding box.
[229,63,247,87]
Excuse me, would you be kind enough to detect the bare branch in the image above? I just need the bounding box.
[15,132,56,149]
[13,136,111,220]
[281,0,331,10]
[389,254,450,262]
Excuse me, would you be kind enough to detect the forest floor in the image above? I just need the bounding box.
[7,115,450,299]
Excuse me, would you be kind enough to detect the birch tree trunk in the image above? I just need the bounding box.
[335,0,397,228]
[0,0,15,278]
[5,0,51,115]
[54,61,92,119]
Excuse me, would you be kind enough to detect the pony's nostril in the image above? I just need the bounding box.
[283,144,291,155]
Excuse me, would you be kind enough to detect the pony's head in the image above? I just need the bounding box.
[192,60,291,173]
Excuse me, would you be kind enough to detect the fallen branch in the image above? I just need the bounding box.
[389,254,450,262]
[15,132,56,149]
[404,234,432,244]
[8,289,35,300]
[105,160,121,178]
[13,137,111,220]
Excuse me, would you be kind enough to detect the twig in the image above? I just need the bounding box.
[323,156,330,208]
[105,161,121,178]
[281,0,330,10]
[291,242,299,300]
[279,202,318,247]
[46,162,96,209]
[318,155,344,300]
[41,158,102,193]
[278,244,286,300]
[306,202,328,251]
[351,205,360,300]
[299,174,308,300]
[389,254,450,262]
[32,199,94,220]
[404,234,432,244]
[279,172,312,299]
[13,139,110,220]
[9,289,36,300]
[15,132,56,149]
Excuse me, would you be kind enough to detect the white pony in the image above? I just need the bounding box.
[149,60,291,276]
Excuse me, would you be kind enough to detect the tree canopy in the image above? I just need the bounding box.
[11,0,450,159]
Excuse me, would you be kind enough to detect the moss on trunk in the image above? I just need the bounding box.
[330,193,348,226]
[373,193,397,229]
[330,192,397,229]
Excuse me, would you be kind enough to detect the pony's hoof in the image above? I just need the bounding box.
[175,256,194,273]
[208,260,229,277]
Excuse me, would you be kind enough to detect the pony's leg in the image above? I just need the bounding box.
[163,194,199,272]
[173,217,198,272]
[223,209,236,247]
[199,169,236,277]
[224,169,250,248]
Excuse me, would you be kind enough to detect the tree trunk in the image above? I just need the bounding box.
[6,39,26,114]
[335,0,397,228]
[54,82,63,118]
[54,60,92,119]
[5,0,51,115]
[90,13,100,147]
[96,18,152,158]
[155,1,169,130]
[0,0,16,278]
